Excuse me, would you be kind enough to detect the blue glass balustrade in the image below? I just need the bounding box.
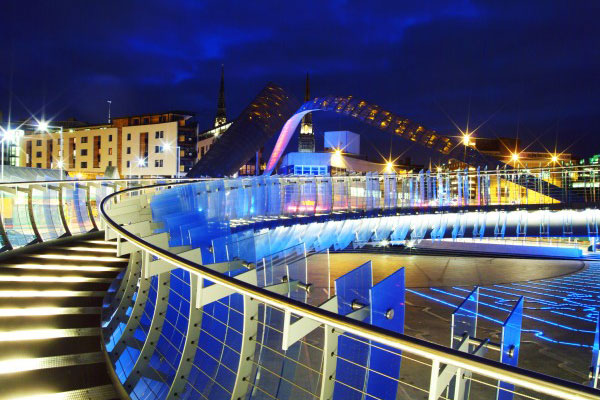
[96,171,600,400]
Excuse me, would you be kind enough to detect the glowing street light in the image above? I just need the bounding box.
[511,152,520,162]
[137,157,146,167]
[462,132,471,146]
[384,160,394,173]
[37,120,49,132]
[550,154,559,163]
[334,148,342,156]
[162,142,171,152]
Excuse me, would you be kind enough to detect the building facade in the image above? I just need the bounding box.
[19,111,197,178]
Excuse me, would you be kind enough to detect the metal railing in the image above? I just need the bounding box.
[0,177,197,252]
[99,177,600,400]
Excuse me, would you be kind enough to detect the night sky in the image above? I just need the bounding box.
[1,1,599,162]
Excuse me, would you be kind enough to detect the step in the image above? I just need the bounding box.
[0,336,102,360]
[0,274,114,284]
[0,263,123,277]
[28,254,128,263]
[0,352,105,375]
[56,246,119,255]
[0,365,114,399]
[0,313,101,331]
[8,384,118,400]
[0,280,111,292]
[0,327,100,343]
[0,296,104,308]
[0,238,124,399]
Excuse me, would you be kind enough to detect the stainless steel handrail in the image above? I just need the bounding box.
[100,180,600,400]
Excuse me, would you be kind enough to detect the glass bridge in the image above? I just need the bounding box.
[1,165,600,399]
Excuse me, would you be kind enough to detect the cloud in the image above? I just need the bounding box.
[0,0,598,157]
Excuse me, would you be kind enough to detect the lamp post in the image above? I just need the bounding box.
[176,145,180,178]
[59,127,64,177]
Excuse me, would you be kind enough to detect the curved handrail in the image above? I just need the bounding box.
[100,180,600,400]
[0,177,200,187]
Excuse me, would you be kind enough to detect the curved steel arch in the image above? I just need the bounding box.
[264,95,498,175]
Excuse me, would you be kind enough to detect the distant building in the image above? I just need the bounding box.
[449,137,573,169]
[19,111,197,178]
[112,111,197,177]
[298,73,315,153]
[324,130,360,155]
[280,130,419,175]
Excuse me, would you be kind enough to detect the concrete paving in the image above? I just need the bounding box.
[303,252,593,399]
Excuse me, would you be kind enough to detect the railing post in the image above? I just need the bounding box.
[231,293,258,399]
[83,183,98,230]
[121,268,171,392]
[57,184,71,236]
[24,187,42,243]
[103,251,143,337]
[320,325,338,400]
[429,359,441,400]
[165,274,203,400]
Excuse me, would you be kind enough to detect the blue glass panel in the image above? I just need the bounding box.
[316,177,332,213]
[451,287,478,347]
[498,296,523,400]
[333,262,372,400]
[131,376,168,400]
[1,190,37,247]
[366,268,405,400]
[32,186,65,241]
[450,287,479,397]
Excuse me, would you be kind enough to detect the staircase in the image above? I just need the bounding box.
[0,237,126,400]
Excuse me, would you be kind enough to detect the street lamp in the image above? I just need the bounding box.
[462,132,471,146]
[161,141,180,178]
[37,120,49,132]
[35,119,63,177]
[550,154,559,164]
[384,160,394,173]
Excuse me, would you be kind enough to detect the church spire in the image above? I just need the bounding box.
[304,72,310,102]
[214,64,227,127]
[298,72,315,153]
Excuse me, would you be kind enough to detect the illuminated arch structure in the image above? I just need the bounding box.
[188,83,300,178]
[265,95,499,175]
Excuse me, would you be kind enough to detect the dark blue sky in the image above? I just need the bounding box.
[1,0,599,160]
